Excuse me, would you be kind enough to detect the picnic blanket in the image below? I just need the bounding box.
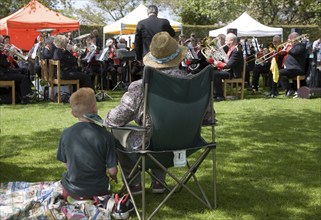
[0,181,124,220]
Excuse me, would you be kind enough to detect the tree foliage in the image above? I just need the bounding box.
[0,0,72,18]
[246,0,321,25]
[0,0,69,19]
[73,0,144,25]
[173,0,320,26]
[1,0,319,27]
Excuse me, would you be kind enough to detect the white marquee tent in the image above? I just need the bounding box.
[209,12,283,38]
[103,4,182,46]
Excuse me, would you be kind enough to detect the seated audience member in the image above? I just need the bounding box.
[53,35,93,88]
[57,88,118,200]
[210,33,244,101]
[104,31,215,195]
[0,35,33,104]
[278,32,307,96]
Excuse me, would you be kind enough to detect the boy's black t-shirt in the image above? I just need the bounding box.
[57,122,117,197]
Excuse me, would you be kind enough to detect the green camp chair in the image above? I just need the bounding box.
[86,65,217,219]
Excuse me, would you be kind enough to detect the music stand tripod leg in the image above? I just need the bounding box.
[96,62,113,100]
[112,65,126,91]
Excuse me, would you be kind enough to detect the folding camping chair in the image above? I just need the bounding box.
[85,65,217,219]
[116,65,217,219]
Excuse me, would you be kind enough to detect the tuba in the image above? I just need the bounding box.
[201,37,228,64]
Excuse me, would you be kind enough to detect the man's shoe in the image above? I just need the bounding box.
[151,181,166,194]
[214,96,225,102]
[129,184,142,196]
[21,97,30,104]
[286,89,295,97]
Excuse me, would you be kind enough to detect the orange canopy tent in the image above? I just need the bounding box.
[0,0,80,50]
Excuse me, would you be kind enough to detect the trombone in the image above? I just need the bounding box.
[254,34,309,65]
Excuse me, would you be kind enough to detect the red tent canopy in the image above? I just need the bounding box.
[0,0,79,50]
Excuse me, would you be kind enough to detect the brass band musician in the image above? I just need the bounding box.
[251,35,284,97]
[0,34,33,104]
[53,35,93,89]
[98,38,119,89]
[211,33,244,101]
[240,37,255,85]
[278,32,308,96]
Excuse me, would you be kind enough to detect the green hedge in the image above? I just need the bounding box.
[78,24,320,46]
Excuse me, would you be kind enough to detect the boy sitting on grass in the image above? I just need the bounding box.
[57,88,118,200]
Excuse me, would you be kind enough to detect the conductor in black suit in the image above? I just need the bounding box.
[134,5,175,62]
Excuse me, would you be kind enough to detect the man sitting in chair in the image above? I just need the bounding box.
[53,35,93,89]
[210,33,244,101]
[104,32,191,195]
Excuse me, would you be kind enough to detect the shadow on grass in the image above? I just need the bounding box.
[127,107,320,219]
[212,107,320,219]
[1,98,320,219]
[0,127,64,182]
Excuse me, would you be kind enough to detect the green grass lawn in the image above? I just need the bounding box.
[0,90,320,219]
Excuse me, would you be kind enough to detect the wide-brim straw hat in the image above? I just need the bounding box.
[143,31,187,69]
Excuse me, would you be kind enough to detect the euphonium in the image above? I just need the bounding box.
[1,43,29,61]
[185,46,200,71]
[83,44,97,63]
[201,37,228,64]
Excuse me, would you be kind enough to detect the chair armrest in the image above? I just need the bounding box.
[83,113,146,132]
[108,124,146,132]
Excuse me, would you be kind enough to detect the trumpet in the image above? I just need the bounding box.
[255,34,309,65]
[1,43,28,61]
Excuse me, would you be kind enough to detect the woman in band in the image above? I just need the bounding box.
[0,35,33,104]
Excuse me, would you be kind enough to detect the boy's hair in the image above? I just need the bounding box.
[70,88,96,118]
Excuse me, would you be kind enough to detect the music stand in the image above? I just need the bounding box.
[95,48,113,100]
[112,49,135,91]
[112,65,127,91]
